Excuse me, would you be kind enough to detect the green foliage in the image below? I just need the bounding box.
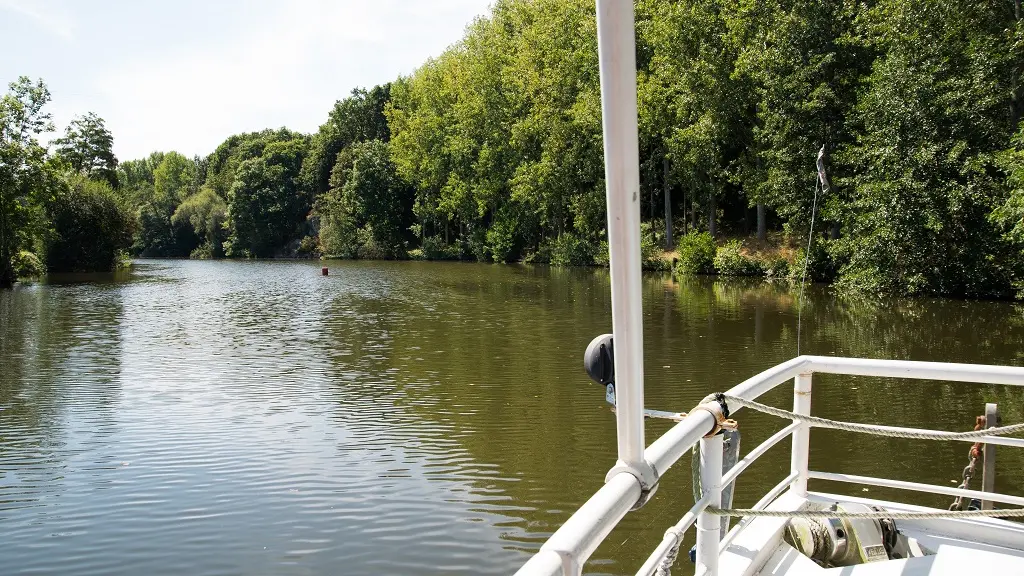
[45,175,134,273]
[640,221,667,270]
[54,112,118,188]
[420,236,460,261]
[676,231,716,274]
[301,85,391,199]
[0,76,54,288]
[833,0,1017,298]
[133,151,201,257]
[10,0,1024,301]
[172,186,227,258]
[714,240,763,276]
[548,233,596,267]
[12,250,44,278]
[226,135,309,257]
[314,140,412,259]
[763,257,790,280]
[791,239,838,284]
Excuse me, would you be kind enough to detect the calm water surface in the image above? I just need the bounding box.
[1,260,1022,575]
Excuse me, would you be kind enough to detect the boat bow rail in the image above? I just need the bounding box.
[513,355,1024,576]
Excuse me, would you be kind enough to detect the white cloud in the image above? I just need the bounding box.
[0,0,74,40]
[94,0,489,160]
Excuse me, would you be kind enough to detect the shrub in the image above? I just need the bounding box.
[791,238,838,283]
[12,250,45,278]
[523,243,552,264]
[420,236,460,261]
[763,257,790,279]
[486,218,517,263]
[189,243,215,260]
[549,233,596,266]
[465,226,490,262]
[45,176,134,273]
[297,235,320,258]
[714,240,764,276]
[676,231,716,274]
[640,222,668,270]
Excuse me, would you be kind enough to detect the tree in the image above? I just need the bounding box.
[0,77,53,288]
[171,186,227,258]
[225,135,308,257]
[300,85,392,200]
[836,0,1019,298]
[45,174,134,272]
[54,112,118,188]
[134,151,200,256]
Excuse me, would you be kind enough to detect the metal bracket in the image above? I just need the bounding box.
[606,459,660,509]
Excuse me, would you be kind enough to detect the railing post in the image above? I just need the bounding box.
[981,402,998,510]
[790,373,812,497]
[696,433,723,576]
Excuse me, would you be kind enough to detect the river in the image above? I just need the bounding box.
[1,259,1022,575]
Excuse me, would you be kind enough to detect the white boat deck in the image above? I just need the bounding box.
[719,490,1024,576]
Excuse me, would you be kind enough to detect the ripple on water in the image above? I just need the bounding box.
[1,260,1023,575]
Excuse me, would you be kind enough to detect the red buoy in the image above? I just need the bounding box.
[322,267,329,276]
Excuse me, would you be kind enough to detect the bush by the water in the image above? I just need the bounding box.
[790,239,839,283]
[676,232,716,274]
[549,233,596,266]
[763,257,790,280]
[12,251,45,278]
[45,176,134,273]
[420,236,461,261]
[714,240,764,276]
[640,222,668,270]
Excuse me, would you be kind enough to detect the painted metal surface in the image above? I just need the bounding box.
[594,0,648,477]
[981,402,998,510]
[515,356,1024,576]
[696,434,724,576]
[790,374,813,497]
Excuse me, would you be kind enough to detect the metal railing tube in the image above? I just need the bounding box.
[790,373,812,496]
[514,472,643,576]
[805,356,1024,386]
[721,357,812,408]
[695,434,724,576]
[808,470,1024,508]
[645,410,717,476]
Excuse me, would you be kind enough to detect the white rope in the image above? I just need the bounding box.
[722,395,1024,441]
[706,506,1024,520]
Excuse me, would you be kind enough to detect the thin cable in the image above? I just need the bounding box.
[796,178,820,356]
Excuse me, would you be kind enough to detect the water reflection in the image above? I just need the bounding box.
[0,261,1021,575]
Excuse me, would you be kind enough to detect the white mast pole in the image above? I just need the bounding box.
[596,0,648,476]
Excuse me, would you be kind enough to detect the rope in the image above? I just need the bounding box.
[722,395,1024,441]
[796,177,820,357]
[706,506,1024,520]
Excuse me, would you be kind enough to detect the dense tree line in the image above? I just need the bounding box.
[0,77,134,287]
[5,0,1024,300]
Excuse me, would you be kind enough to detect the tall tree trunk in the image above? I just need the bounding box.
[756,203,767,243]
[663,156,673,249]
[708,193,717,237]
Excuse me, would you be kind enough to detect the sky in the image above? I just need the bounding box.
[0,0,492,161]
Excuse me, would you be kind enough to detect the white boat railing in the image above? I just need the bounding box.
[513,355,1024,576]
